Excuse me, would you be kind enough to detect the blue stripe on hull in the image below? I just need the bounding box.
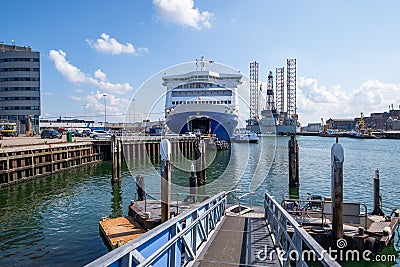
[166,111,237,142]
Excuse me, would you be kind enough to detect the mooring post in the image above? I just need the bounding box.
[189,163,197,202]
[200,140,206,185]
[195,134,201,185]
[111,134,121,184]
[331,138,344,240]
[117,139,122,178]
[371,169,384,216]
[288,134,299,188]
[136,175,145,201]
[160,139,171,223]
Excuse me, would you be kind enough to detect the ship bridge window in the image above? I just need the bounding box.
[228,100,232,104]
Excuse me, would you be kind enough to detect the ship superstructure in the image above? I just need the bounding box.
[163,57,242,141]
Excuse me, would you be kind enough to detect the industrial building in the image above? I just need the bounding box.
[0,43,40,134]
[360,107,400,130]
[325,118,355,130]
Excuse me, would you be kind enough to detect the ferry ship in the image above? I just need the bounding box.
[163,57,242,142]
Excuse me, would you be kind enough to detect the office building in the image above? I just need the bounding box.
[0,43,40,134]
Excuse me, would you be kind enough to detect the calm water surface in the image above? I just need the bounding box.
[0,136,399,266]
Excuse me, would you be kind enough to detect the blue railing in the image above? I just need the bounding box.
[264,193,340,267]
[86,191,227,267]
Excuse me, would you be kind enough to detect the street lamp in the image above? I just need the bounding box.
[132,98,135,123]
[83,104,87,122]
[103,94,107,125]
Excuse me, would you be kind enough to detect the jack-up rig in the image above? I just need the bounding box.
[246,59,298,135]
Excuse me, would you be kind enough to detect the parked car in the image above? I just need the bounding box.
[90,130,111,140]
[82,129,91,137]
[41,129,62,139]
[73,130,84,137]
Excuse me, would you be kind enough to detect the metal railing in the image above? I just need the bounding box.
[237,192,254,209]
[281,197,368,230]
[86,191,228,267]
[264,193,340,267]
[141,192,211,214]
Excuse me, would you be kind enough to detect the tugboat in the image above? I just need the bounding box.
[348,112,376,139]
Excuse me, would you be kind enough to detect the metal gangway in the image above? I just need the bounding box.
[86,191,339,267]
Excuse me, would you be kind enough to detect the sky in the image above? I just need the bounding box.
[1,0,400,125]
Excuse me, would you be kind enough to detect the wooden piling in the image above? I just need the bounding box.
[160,139,171,223]
[372,169,384,216]
[331,139,344,240]
[136,175,145,201]
[288,134,299,189]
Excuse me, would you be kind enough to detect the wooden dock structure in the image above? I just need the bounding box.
[0,135,198,187]
[0,141,100,187]
[99,216,146,250]
[121,136,196,161]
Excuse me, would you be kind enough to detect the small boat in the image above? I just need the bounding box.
[281,193,399,254]
[319,129,346,137]
[231,129,259,143]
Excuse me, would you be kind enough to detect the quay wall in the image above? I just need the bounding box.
[0,137,196,188]
[0,142,100,188]
[121,137,195,161]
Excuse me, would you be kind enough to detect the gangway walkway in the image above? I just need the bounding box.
[86,191,340,267]
[194,210,280,266]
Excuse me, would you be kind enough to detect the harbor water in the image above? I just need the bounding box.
[0,136,399,266]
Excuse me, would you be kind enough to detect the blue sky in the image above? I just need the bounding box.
[1,0,400,124]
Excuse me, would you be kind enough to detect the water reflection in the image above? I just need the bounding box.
[110,183,122,218]
[0,136,399,266]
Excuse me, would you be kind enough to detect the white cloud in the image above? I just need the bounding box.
[86,33,148,55]
[153,0,213,29]
[69,91,130,120]
[69,95,82,101]
[74,89,83,93]
[297,77,400,124]
[49,49,132,94]
[85,91,129,117]
[49,50,87,83]
[42,91,54,96]
[94,69,107,82]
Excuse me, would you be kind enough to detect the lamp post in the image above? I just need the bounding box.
[103,94,107,125]
[83,104,87,122]
[132,98,135,123]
